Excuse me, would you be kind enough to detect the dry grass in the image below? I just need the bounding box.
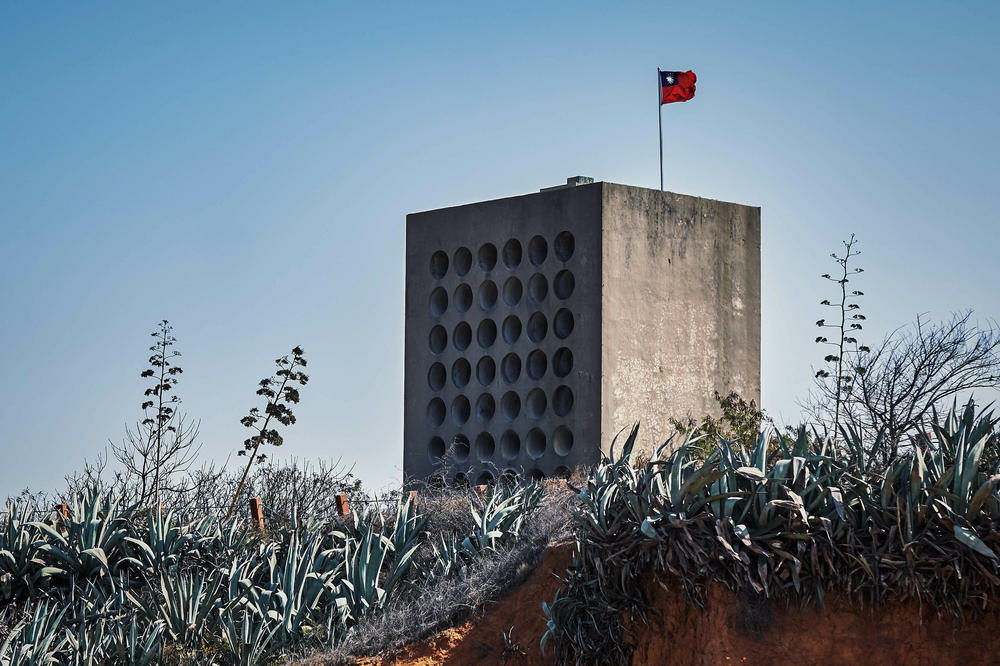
[293,481,576,664]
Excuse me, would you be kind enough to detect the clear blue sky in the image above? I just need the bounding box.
[2,2,997,495]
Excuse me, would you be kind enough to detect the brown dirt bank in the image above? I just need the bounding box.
[350,544,1000,665]
[353,543,574,665]
[634,581,1000,665]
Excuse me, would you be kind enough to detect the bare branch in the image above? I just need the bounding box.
[813,311,1000,467]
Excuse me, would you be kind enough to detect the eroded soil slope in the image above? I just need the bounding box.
[356,544,573,665]
[634,582,1000,665]
[359,544,1000,665]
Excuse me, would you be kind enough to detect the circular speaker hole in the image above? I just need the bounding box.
[452,358,471,388]
[427,398,446,428]
[554,231,575,262]
[454,284,473,313]
[528,273,548,304]
[429,287,448,316]
[454,322,472,351]
[553,385,574,417]
[502,277,523,306]
[429,325,447,354]
[502,239,522,269]
[526,350,547,380]
[478,243,497,271]
[428,363,446,391]
[430,251,449,279]
[429,436,446,461]
[527,312,548,342]
[476,470,495,485]
[525,388,546,419]
[554,308,574,338]
[554,465,571,478]
[553,347,573,378]
[528,468,545,481]
[475,432,496,461]
[451,395,470,425]
[502,315,522,344]
[478,280,498,311]
[454,247,472,276]
[476,393,495,423]
[526,428,546,459]
[477,319,497,348]
[476,356,496,386]
[501,391,521,420]
[553,270,575,300]
[452,435,470,462]
[552,426,573,456]
[500,430,520,460]
[528,235,548,265]
[553,426,574,455]
[501,353,521,384]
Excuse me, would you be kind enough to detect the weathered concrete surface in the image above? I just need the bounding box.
[600,183,760,457]
[403,186,603,483]
[403,182,760,481]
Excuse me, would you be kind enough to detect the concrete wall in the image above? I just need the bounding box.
[403,181,761,481]
[403,185,604,483]
[599,183,760,456]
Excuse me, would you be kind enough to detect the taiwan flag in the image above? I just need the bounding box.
[659,70,696,104]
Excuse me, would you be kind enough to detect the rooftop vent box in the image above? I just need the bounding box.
[540,176,595,192]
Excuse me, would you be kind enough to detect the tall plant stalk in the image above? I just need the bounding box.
[226,346,309,519]
[140,320,181,509]
[815,235,868,438]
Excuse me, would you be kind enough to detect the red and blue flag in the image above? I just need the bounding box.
[659,70,696,104]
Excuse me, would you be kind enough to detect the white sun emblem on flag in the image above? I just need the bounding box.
[665,75,674,84]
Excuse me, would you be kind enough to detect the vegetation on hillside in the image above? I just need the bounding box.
[541,401,1000,664]
[0,481,564,664]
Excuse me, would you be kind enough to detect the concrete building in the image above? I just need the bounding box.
[403,180,760,484]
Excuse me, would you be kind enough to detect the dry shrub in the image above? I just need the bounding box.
[301,483,575,664]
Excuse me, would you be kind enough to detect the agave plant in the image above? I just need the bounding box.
[0,501,48,600]
[104,615,164,666]
[460,482,543,555]
[29,491,131,581]
[127,569,236,646]
[428,534,467,580]
[318,597,351,649]
[339,496,424,621]
[381,496,427,593]
[63,596,110,666]
[193,515,258,568]
[221,609,281,666]
[247,529,340,639]
[0,601,69,666]
[123,509,196,575]
[916,401,999,520]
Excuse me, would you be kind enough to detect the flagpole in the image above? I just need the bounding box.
[657,68,663,191]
